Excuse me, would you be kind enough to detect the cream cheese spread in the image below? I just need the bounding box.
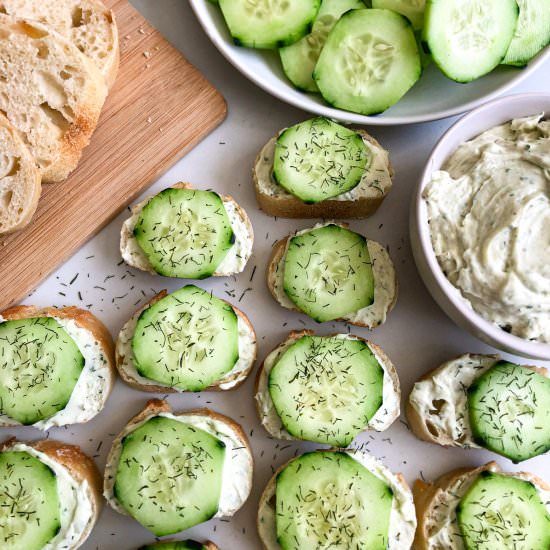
[120,193,253,276]
[103,412,252,518]
[255,132,392,201]
[270,222,397,327]
[424,114,550,343]
[255,333,400,440]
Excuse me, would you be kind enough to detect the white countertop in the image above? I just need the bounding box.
[9,2,550,548]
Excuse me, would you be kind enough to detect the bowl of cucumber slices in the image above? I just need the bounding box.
[190,0,550,125]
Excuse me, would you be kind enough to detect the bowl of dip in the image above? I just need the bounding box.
[411,93,550,360]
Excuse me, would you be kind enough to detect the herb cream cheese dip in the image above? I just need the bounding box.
[424,114,550,343]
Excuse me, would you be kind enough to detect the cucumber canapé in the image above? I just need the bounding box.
[424,0,518,82]
[133,188,235,279]
[280,0,365,92]
[114,416,226,536]
[273,117,370,203]
[468,361,550,463]
[275,451,393,549]
[268,335,384,446]
[0,317,84,425]
[218,0,320,49]
[0,450,61,550]
[457,471,550,549]
[283,224,374,322]
[139,541,209,550]
[131,285,239,391]
[314,9,421,115]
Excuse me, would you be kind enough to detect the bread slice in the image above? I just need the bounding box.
[121,182,254,277]
[266,222,398,328]
[0,15,107,183]
[0,436,102,549]
[254,129,394,218]
[255,329,401,441]
[413,462,550,549]
[104,399,254,520]
[0,0,119,88]
[0,304,116,428]
[115,290,257,393]
[0,113,41,233]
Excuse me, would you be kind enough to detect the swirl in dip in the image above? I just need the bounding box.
[424,114,550,343]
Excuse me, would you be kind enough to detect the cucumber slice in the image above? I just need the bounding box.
[457,471,550,549]
[280,0,366,92]
[268,335,383,446]
[114,416,226,536]
[314,9,421,115]
[273,117,370,203]
[133,188,234,280]
[132,285,239,391]
[424,0,518,82]
[283,224,374,322]
[0,451,61,550]
[139,541,207,550]
[218,0,320,49]
[503,0,550,67]
[372,0,425,29]
[276,451,393,549]
[467,361,550,462]
[0,317,84,425]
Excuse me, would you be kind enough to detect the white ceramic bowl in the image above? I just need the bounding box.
[189,0,550,126]
[411,93,550,360]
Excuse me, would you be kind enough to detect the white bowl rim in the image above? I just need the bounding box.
[189,0,550,126]
[414,92,550,359]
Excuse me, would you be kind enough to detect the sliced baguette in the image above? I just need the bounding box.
[0,113,41,233]
[1,436,102,550]
[121,182,254,277]
[0,304,115,428]
[115,290,257,393]
[255,329,400,441]
[254,129,394,219]
[0,15,107,182]
[413,462,550,550]
[266,222,398,328]
[0,0,119,88]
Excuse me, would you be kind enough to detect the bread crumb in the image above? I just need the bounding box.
[145,63,151,69]
[143,51,152,59]
[147,117,152,124]
[138,28,145,34]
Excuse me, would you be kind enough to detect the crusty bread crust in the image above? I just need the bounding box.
[413,462,550,549]
[257,448,411,550]
[254,130,394,219]
[255,329,401,441]
[266,231,398,328]
[406,355,548,448]
[115,290,257,393]
[1,437,102,549]
[0,304,115,427]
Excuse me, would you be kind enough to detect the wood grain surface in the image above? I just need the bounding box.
[0,0,226,310]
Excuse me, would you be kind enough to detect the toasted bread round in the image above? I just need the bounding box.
[1,436,102,549]
[0,15,107,183]
[0,304,115,428]
[254,129,394,219]
[0,0,119,88]
[255,329,400,441]
[0,113,41,234]
[115,290,257,393]
[266,224,398,328]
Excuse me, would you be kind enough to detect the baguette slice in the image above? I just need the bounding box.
[0,436,102,550]
[0,304,115,429]
[115,290,257,393]
[0,15,107,182]
[0,113,41,233]
[255,329,401,443]
[413,462,550,550]
[0,0,119,88]
[254,129,394,218]
[267,222,398,328]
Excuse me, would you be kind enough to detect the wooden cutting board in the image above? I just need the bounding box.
[0,0,226,310]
